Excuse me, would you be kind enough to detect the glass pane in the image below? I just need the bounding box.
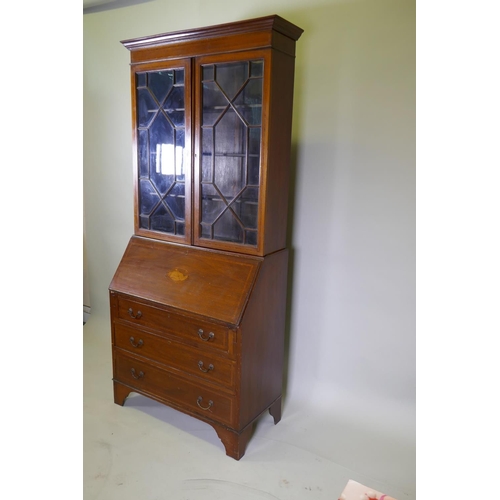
[213,210,243,244]
[202,224,213,239]
[202,81,228,126]
[247,155,259,186]
[136,67,186,236]
[201,128,213,182]
[202,65,214,82]
[150,204,175,233]
[139,179,160,215]
[199,59,263,247]
[149,114,175,195]
[214,156,245,200]
[148,71,174,103]
[170,182,185,197]
[237,187,259,229]
[176,222,185,235]
[137,88,157,127]
[202,155,212,183]
[214,108,246,155]
[249,127,261,155]
[138,129,149,178]
[201,183,223,224]
[164,86,184,112]
[166,192,185,220]
[166,183,185,220]
[167,110,184,128]
[175,129,185,180]
[250,60,263,78]
[215,61,248,100]
[174,69,184,85]
[139,215,149,229]
[245,230,257,246]
[233,78,262,126]
[236,104,262,127]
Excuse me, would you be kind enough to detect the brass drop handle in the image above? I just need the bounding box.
[196,396,213,411]
[131,368,144,380]
[128,308,142,319]
[198,361,214,373]
[198,329,214,342]
[129,337,144,348]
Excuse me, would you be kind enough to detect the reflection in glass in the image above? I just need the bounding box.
[155,143,185,177]
[136,68,186,236]
[175,129,185,180]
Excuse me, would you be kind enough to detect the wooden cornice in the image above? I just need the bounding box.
[121,15,304,50]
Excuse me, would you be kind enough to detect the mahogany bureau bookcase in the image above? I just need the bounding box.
[109,15,303,460]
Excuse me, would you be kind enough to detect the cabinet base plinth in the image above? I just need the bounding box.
[112,381,283,460]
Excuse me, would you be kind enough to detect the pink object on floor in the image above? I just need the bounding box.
[338,480,398,500]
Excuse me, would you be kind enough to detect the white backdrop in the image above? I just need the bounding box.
[83,0,415,450]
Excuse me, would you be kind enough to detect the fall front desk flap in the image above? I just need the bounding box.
[109,236,262,326]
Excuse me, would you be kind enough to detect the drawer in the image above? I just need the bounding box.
[117,296,230,353]
[113,322,236,389]
[113,351,235,426]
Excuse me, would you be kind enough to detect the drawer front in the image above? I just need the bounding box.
[117,296,229,352]
[114,351,234,426]
[114,323,235,389]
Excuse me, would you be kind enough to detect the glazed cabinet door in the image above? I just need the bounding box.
[131,59,192,243]
[193,52,269,255]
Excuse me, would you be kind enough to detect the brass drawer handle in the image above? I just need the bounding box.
[198,329,214,341]
[131,368,144,380]
[198,361,214,373]
[129,337,144,348]
[196,396,213,411]
[128,308,142,319]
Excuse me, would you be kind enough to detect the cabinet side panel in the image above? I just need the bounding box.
[238,249,288,428]
[109,291,119,340]
[263,50,297,255]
